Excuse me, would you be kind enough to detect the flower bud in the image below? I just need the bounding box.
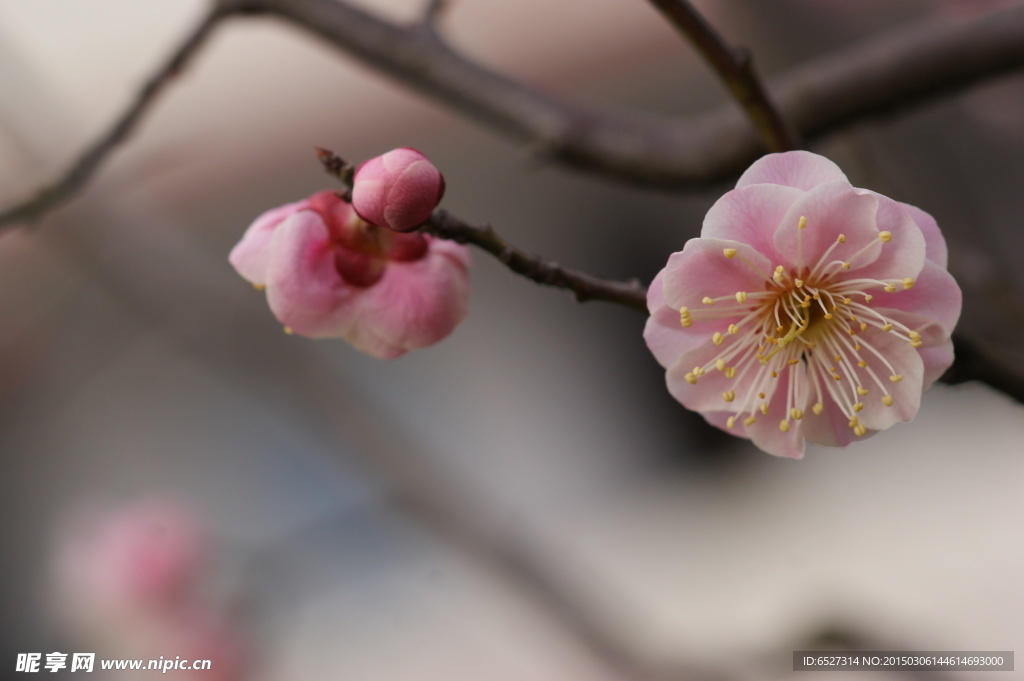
[351,147,445,232]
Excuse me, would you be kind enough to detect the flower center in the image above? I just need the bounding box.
[678,219,923,437]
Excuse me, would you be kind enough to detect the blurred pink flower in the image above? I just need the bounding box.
[230,190,470,359]
[58,500,203,616]
[644,151,960,458]
[351,147,445,232]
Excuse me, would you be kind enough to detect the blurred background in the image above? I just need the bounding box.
[1,0,1023,679]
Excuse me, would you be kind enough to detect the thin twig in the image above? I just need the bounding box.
[0,5,226,227]
[644,0,800,152]
[316,148,648,312]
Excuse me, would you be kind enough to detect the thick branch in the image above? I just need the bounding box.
[0,5,225,227]
[644,0,801,152]
[246,0,1024,187]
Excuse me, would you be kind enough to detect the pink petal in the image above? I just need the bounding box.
[736,150,848,190]
[228,200,306,284]
[846,191,926,284]
[901,202,948,268]
[701,183,802,265]
[264,211,361,338]
[353,245,470,353]
[774,181,881,272]
[661,238,775,311]
[643,270,707,367]
[699,370,807,458]
[872,259,962,333]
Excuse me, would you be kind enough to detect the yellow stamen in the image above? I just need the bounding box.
[889,374,903,383]
[837,234,846,243]
[715,358,726,371]
[882,394,894,407]
[779,419,790,432]
[726,416,736,428]
[702,296,715,305]
[812,402,824,415]
[723,390,735,403]
[884,283,897,293]
[854,424,867,437]
[724,367,737,379]
[713,332,725,346]
[744,415,757,427]
[881,323,893,332]
[856,386,869,396]
[735,291,748,303]
[902,277,915,289]
[253,283,266,291]
[723,248,737,259]
[879,231,892,242]
[791,408,804,420]
[684,372,698,384]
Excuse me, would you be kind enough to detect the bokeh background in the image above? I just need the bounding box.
[1,0,1023,679]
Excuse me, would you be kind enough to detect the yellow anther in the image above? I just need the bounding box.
[758,392,766,399]
[716,358,726,372]
[910,339,923,348]
[843,297,852,304]
[882,394,894,407]
[712,332,724,346]
[856,386,869,396]
[841,262,851,270]
[853,402,864,412]
[723,390,736,403]
[882,323,893,332]
[726,415,736,429]
[773,266,785,284]
[833,354,842,362]
[791,408,804,420]
[684,372,698,384]
[702,296,716,305]
[735,291,748,303]
[812,293,820,300]
[902,277,915,289]
[860,322,868,332]
[857,360,867,368]
[680,307,692,327]
[723,248,738,259]
[788,358,800,365]
[808,341,817,349]
[879,231,892,242]
[833,373,842,381]
[889,374,903,383]
[854,343,861,351]
[847,328,856,336]
[728,324,739,335]
[794,279,804,287]
[854,424,867,437]
[760,403,770,415]
[812,402,824,415]
[908,330,921,341]
[284,326,294,335]
[798,216,808,230]
[744,415,757,427]
[779,419,791,432]
[848,415,859,428]
[253,283,266,291]
[693,366,706,376]
[770,370,779,377]
[724,367,737,378]
[864,294,873,302]
[837,234,846,243]
[884,283,897,293]
[824,313,833,320]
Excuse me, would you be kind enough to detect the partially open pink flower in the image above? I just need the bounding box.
[644,151,961,458]
[351,147,445,232]
[230,190,470,359]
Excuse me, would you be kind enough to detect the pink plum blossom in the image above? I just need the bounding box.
[56,500,204,617]
[230,189,470,359]
[351,147,446,232]
[644,151,961,458]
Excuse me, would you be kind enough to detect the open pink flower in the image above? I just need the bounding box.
[351,147,445,233]
[644,151,961,458]
[230,190,470,359]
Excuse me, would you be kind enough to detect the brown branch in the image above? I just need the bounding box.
[316,148,648,312]
[0,5,226,228]
[243,0,1024,187]
[644,0,801,152]
[5,2,1024,231]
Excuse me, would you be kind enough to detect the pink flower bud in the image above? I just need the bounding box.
[351,147,445,232]
[229,190,469,359]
